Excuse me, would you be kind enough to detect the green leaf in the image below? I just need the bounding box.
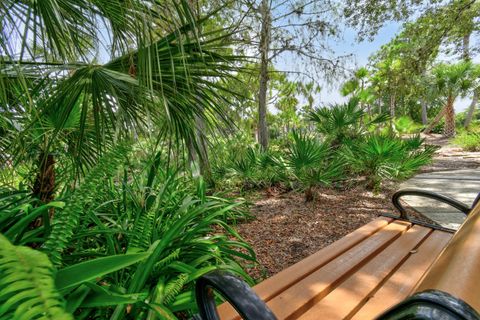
[81,290,147,308]
[55,252,150,291]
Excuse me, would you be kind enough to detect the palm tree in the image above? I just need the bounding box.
[425,62,476,137]
[0,0,237,198]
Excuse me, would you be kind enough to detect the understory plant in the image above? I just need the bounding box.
[308,98,389,147]
[0,147,256,319]
[393,116,423,134]
[343,135,436,191]
[453,130,480,151]
[285,131,344,201]
[226,146,286,190]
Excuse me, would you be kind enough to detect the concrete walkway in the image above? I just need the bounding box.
[399,169,480,229]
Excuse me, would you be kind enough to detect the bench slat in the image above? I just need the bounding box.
[264,220,410,320]
[351,230,452,320]
[297,225,432,320]
[217,217,393,320]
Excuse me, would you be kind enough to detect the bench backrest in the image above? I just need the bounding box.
[413,197,480,311]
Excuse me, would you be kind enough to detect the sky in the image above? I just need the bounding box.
[275,18,477,113]
[317,23,402,105]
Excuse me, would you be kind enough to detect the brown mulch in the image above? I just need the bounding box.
[235,186,415,281]
[231,134,480,282]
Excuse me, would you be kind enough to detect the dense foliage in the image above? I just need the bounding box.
[0,0,477,318]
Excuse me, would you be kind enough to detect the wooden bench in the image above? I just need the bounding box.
[194,189,480,320]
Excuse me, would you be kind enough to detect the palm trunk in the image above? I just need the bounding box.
[464,92,478,128]
[32,152,56,203]
[444,95,456,137]
[424,105,447,134]
[258,0,271,151]
[186,137,197,164]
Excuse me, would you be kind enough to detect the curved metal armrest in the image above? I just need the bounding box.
[376,290,480,320]
[392,188,471,219]
[195,270,277,320]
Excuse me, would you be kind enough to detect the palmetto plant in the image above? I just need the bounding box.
[343,135,436,191]
[228,146,286,189]
[286,130,344,201]
[308,98,389,147]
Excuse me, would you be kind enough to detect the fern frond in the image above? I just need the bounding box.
[43,144,131,266]
[155,249,181,270]
[129,209,155,250]
[162,274,188,306]
[0,234,72,320]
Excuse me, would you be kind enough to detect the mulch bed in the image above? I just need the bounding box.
[230,136,479,282]
[235,186,431,281]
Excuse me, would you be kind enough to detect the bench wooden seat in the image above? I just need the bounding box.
[217,217,453,320]
[194,189,480,320]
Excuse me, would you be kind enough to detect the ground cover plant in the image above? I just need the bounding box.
[454,130,480,151]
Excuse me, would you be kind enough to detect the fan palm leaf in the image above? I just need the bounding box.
[1,1,240,181]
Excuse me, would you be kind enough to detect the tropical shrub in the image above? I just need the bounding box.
[0,148,256,319]
[454,131,480,151]
[224,146,286,190]
[394,116,423,134]
[308,98,389,147]
[343,135,436,191]
[285,131,344,201]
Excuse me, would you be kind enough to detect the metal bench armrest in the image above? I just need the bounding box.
[195,270,277,320]
[392,188,471,219]
[376,290,480,320]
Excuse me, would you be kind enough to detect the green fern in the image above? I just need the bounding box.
[0,234,72,320]
[43,144,131,266]
[154,249,181,270]
[162,274,188,306]
[129,209,155,250]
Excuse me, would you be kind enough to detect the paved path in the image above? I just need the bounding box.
[399,169,480,229]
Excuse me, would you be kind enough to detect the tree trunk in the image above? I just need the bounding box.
[444,95,456,138]
[186,0,212,184]
[389,93,395,129]
[421,99,428,125]
[461,30,477,129]
[463,33,471,61]
[195,115,212,184]
[464,92,478,128]
[424,105,447,134]
[186,137,197,164]
[258,0,271,151]
[32,152,56,203]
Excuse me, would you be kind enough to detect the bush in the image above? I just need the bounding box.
[454,131,480,151]
[226,146,287,189]
[394,116,423,134]
[285,130,344,201]
[0,150,256,319]
[308,98,389,147]
[342,135,436,191]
